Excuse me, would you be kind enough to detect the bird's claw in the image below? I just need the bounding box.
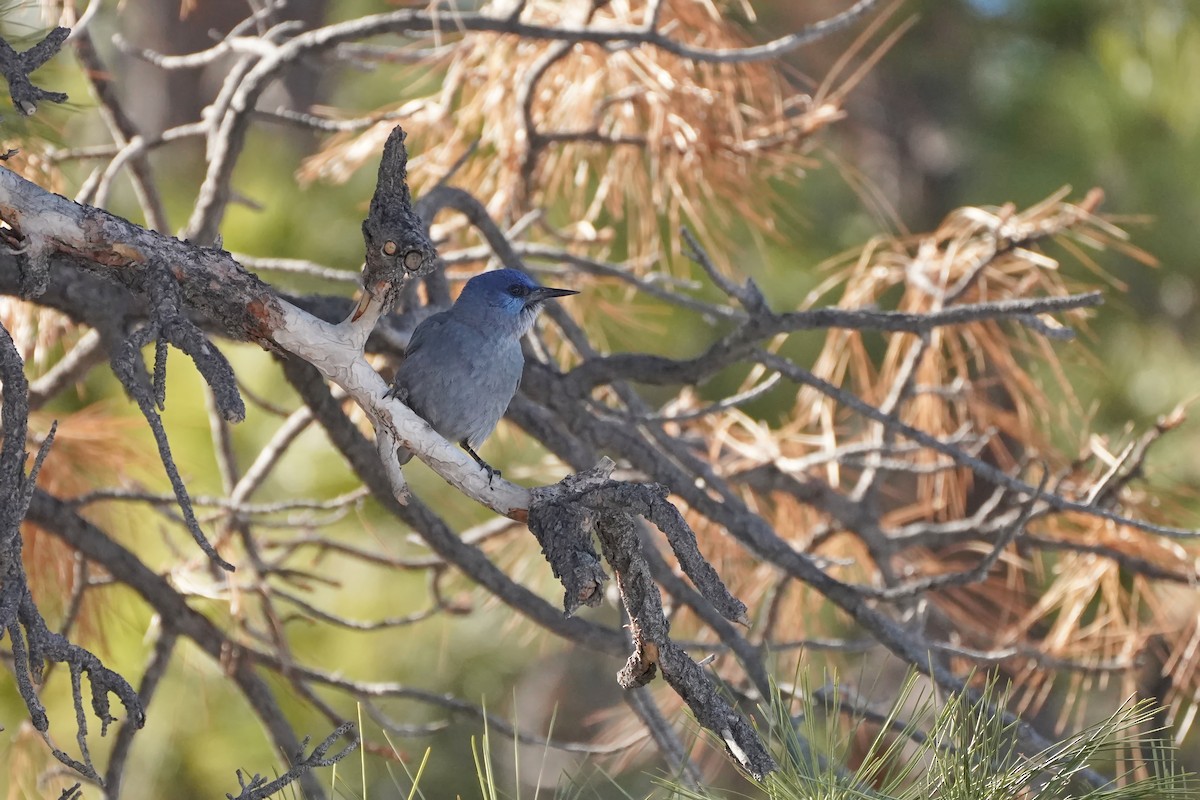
[484,465,502,487]
[463,441,501,487]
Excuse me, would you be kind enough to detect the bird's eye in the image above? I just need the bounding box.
[508,284,529,298]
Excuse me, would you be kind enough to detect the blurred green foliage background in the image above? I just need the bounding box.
[776,0,1200,453]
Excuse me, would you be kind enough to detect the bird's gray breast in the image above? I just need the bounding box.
[395,315,524,448]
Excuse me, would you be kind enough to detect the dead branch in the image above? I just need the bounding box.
[0,324,144,787]
[0,26,69,116]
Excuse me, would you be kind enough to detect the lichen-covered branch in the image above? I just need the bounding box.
[0,323,144,787]
[224,723,357,800]
[529,461,775,779]
[0,26,69,115]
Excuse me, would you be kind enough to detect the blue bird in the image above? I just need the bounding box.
[385,268,577,482]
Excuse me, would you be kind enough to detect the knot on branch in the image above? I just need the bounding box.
[529,459,775,779]
[354,127,437,323]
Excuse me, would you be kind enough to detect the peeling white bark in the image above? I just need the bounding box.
[272,301,531,515]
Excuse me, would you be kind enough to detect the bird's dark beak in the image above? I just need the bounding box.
[528,286,578,303]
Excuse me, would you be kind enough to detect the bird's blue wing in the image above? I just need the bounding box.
[403,310,452,359]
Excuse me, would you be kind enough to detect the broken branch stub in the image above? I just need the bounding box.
[353,127,437,324]
[528,461,613,615]
[0,27,70,116]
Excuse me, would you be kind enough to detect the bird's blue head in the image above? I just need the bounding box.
[453,269,577,336]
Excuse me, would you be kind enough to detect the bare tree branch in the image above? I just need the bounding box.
[224,722,357,800]
[0,27,69,115]
[0,4,1190,793]
[0,322,144,790]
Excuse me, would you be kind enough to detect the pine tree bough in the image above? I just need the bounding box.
[0,117,1175,790]
[0,8,1191,785]
[224,723,358,800]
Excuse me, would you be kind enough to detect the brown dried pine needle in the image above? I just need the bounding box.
[659,189,1197,732]
[300,0,844,266]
